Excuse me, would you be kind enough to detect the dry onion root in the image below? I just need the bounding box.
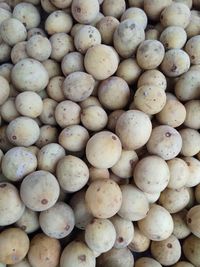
[0,0,200,267]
